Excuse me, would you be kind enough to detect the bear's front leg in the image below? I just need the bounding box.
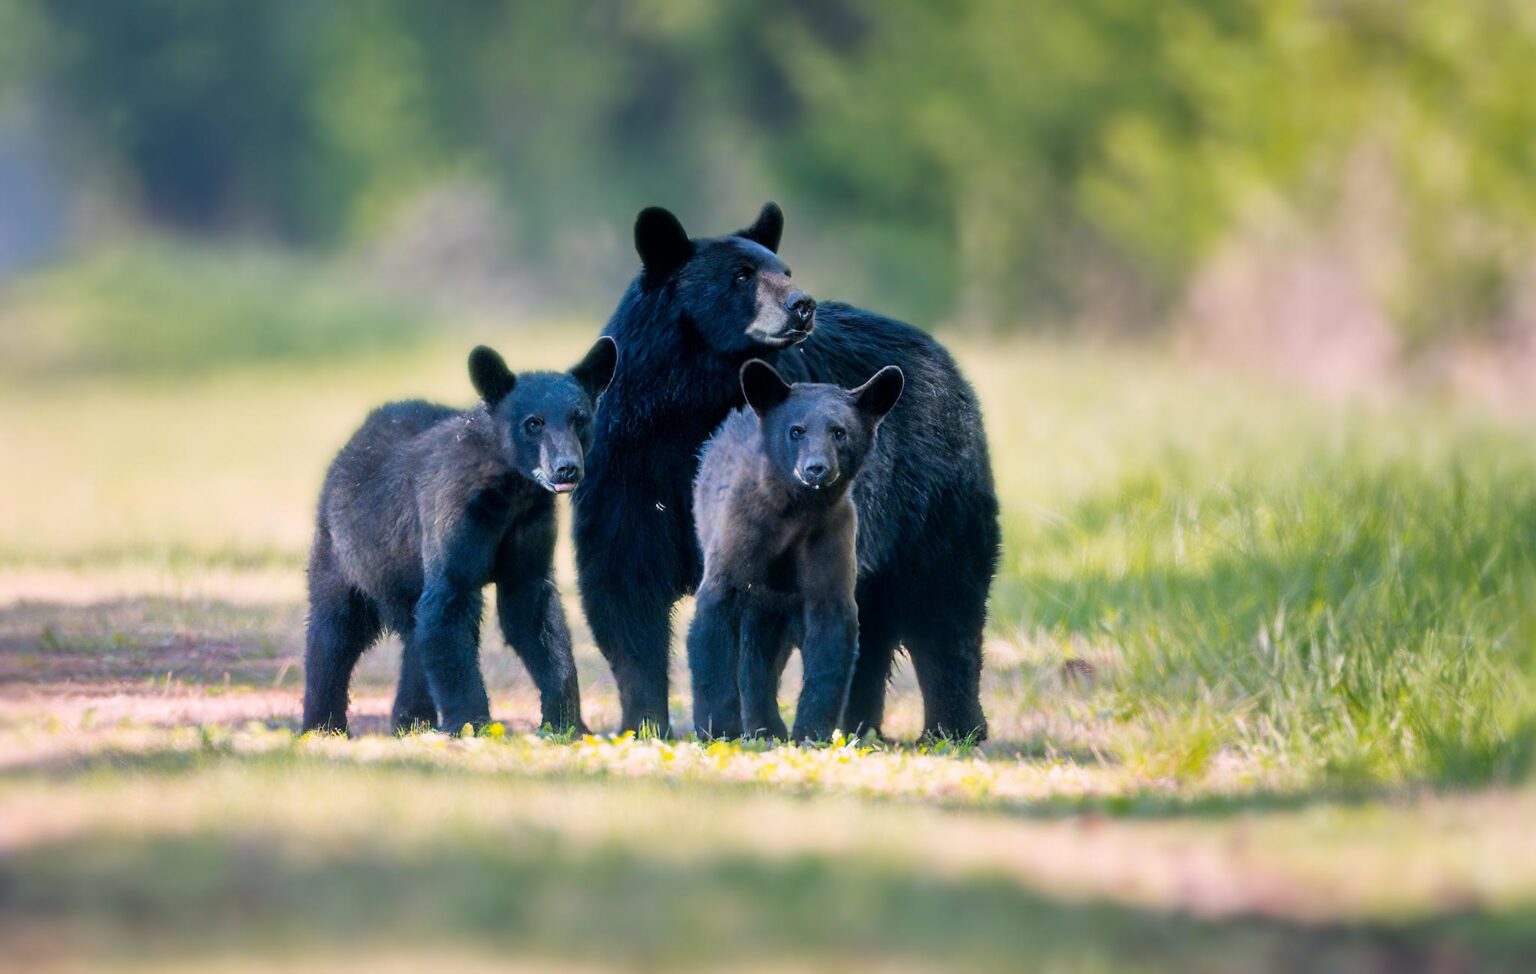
[686,580,744,739]
[739,604,791,739]
[412,576,491,733]
[790,596,858,743]
[391,635,438,733]
[575,499,684,736]
[497,574,587,735]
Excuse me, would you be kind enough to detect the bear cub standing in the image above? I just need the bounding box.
[302,337,617,735]
[688,359,903,742]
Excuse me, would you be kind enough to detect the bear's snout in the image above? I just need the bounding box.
[787,291,816,330]
[797,459,838,489]
[747,283,817,347]
[543,456,583,493]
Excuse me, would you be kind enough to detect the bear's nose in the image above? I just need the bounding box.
[553,461,581,484]
[800,462,835,488]
[787,292,816,326]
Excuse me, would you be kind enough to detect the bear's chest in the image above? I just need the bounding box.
[460,476,547,547]
[761,547,801,596]
[730,518,820,603]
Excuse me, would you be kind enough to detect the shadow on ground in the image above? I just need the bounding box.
[4,825,1528,974]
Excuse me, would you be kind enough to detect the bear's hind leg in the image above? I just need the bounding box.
[904,608,988,743]
[584,573,676,737]
[302,552,383,734]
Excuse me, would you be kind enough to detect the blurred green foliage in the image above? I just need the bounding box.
[0,243,429,376]
[6,0,1536,332]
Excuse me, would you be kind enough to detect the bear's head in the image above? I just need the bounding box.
[468,337,618,493]
[633,203,817,356]
[739,358,904,494]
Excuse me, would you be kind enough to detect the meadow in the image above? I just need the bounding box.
[2,250,1535,971]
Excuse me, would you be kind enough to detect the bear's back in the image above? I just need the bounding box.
[325,399,459,503]
[776,303,995,576]
[320,399,462,595]
[692,408,763,555]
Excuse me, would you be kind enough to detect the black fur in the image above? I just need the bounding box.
[572,203,999,740]
[302,337,617,735]
[689,361,903,741]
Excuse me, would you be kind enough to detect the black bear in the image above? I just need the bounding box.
[572,202,999,740]
[302,337,617,735]
[689,359,904,742]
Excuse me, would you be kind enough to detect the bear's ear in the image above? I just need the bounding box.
[851,365,904,423]
[571,336,618,401]
[740,358,793,418]
[736,202,784,253]
[469,345,517,407]
[635,206,693,278]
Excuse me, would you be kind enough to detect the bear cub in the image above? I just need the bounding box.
[688,359,903,742]
[302,337,617,735]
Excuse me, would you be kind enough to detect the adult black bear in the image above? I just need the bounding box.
[572,203,999,740]
[302,337,617,736]
[689,360,905,742]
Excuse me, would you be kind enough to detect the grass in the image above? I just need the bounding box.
[5,730,1536,972]
[998,425,1536,786]
[950,341,1536,786]
[3,249,1536,970]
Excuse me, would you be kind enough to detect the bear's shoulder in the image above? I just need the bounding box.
[360,399,460,436]
[697,408,760,474]
[328,399,458,483]
[693,409,764,523]
[409,407,502,479]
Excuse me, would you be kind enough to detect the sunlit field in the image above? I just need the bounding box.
[3,262,1535,971]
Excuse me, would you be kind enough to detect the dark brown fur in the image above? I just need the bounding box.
[302,339,615,735]
[687,360,902,741]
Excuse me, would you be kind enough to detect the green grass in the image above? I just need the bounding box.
[5,733,1536,973]
[3,250,1536,970]
[997,430,1536,787]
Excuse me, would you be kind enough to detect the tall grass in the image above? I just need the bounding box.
[992,393,1536,786]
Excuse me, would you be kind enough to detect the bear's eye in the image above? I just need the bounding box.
[523,417,545,436]
[832,427,847,442]
[734,267,754,286]
[789,426,805,441]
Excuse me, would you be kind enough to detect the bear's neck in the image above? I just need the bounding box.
[600,284,756,440]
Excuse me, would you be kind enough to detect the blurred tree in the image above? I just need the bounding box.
[40,1,328,236]
[770,0,1236,325]
[13,0,1536,337]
